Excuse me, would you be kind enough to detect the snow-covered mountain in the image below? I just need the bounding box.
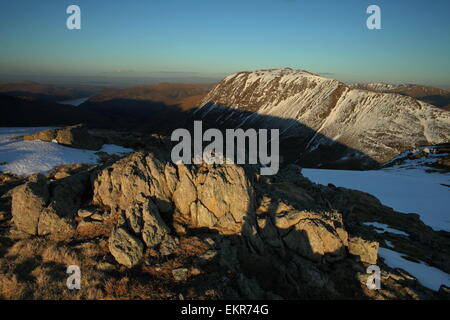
[193,68,450,169]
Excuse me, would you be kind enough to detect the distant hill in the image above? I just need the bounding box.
[84,82,214,109]
[0,82,216,131]
[0,81,100,102]
[79,82,215,132]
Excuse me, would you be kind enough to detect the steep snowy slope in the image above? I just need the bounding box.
[350,82,449,98]
[194,68,450,168]
[350,83,450,111]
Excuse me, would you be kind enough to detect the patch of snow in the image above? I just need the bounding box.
[58,97,90,106]
[0,127,133,176]
[384,240,394,249]
[99,144,133,155]
[378,247,450,291]
[303,167,450,232]
[363,222,408,236]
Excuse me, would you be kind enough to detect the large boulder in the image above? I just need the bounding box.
[11,173,87,240]
[22,124,103,150]
[92,152,177,213]
[108,200,176,267]
[11,174,49,235]
[279,210,349,262]
[125,200,173,249]
[37,209,76,241]
[194,165,255,234]
[172,165,196,217]
[253,197,349,263]
[173,164,256,235]
[22,129,57,142]
[55,124,103,150]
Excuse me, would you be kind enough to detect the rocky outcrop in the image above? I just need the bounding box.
[92,152,255,236]
[21,124,103,150]
[89,151,369,297]
[6,150,450,299]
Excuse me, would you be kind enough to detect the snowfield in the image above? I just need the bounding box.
[362,222,409,236]
[0,127,133,176]
[378,248,450,291]
[303,166,450,291]
[303,167,450,232]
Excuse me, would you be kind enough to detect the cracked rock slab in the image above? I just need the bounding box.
[109,226,144,268]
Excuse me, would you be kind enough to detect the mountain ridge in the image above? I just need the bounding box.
[350,82,450,111]
[0,94,117,128]
[194,68,450,167]
[0,81,99,102]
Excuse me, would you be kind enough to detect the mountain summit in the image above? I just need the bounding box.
[194,68,450,168]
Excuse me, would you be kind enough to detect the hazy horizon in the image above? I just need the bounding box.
[1,70,449,90]
[1,0,450,88]
[0,72,226,88]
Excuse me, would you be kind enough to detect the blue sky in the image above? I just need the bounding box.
[1,0,449,87]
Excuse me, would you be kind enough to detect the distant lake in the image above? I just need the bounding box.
[58,97,90,106]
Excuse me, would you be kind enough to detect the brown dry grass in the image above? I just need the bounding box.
[0,233,226,300]
[0,237,108,299]
[0,274,27,299]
